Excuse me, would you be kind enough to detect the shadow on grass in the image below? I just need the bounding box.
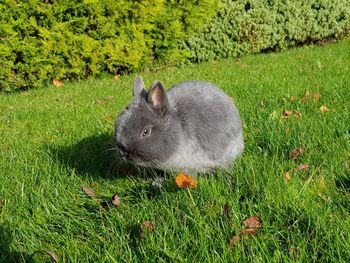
[0,225,32,263]
[47,132,168,181]
[47,133,140,180]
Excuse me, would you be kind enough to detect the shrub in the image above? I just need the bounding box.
[0,0,218,92]
[182,0,350,63]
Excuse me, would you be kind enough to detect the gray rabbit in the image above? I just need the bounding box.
[115,76,244,173]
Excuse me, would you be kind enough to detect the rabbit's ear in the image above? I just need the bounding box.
[133,76,147,98]
[148,81,168,110]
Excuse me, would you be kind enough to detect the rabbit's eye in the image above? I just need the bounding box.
[141,128,151,138]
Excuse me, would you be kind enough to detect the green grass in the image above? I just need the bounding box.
[1,39,350,262]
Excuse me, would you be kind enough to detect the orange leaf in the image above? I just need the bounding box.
[176,173,197,189]
[243,215,262,228]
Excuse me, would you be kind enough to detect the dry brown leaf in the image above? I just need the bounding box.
[95,99,104,104]
[296,163,311,171]
[53,78,64,87]
[282,110,301,118]
[320,105,329,113]
[111,193,120,207]
[240,228,259,236]
[283,110,293,117]
[229,234,241,249]
[30,250,59,263]
[243,215,262,228]
[106,95,114,101]
[0,198,5,207]
[140,221,156,234]
[289,146,305,159]
[114,74,121,81]
[311,93,321,102]
[229,227,259,249]
[81,185,100,202]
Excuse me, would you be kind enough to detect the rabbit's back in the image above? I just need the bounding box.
[162,81,243,171]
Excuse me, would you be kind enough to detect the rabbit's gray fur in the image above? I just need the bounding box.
[115,76,244,172]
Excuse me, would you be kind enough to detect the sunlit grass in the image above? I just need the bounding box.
[1,39,349,262]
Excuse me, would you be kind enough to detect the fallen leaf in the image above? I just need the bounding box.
[106,95,114,101]
[111,193,120,207]
[229,226,259,249]
[175,173,197,189]
[30,250,58,263]
[0,198,5,207]
[114,74,121,81]
[229,234,241,249]
[140,221,156,234]
[311,93,321,102]
[283,170,292,181]
[243,215,262,228]
[240,228,259,236]
[320,105,329,113]
[53,78,64,87]
[95,99,104,104]
[282,110,293,117]
[81,185,100,202]
[282,110,301,118]
[289,146,305,159]
[222,203,232,226]
[296,163,311,171]
[229,215,262,249]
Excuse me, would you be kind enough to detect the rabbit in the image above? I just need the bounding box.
[114,76,244,173]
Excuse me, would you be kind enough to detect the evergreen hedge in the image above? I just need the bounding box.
[1,0,349,92]
[182,0,350,63]
[0,0,217,91]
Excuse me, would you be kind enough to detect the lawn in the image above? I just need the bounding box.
[1,39,350,262]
